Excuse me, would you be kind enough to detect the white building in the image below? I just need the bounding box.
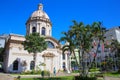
[3,3,70,73]
[105,27,120,43]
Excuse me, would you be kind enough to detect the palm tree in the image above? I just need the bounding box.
[23,33,47,70]
[110,39,120,71]
[71,21,94,76]
[89,22,106,70]
[59,21,104,77]
[59,30,80,72]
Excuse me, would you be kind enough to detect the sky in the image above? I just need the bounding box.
[0,0,120,40]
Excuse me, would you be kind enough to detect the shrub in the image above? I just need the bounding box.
[31,70,41,74]
[72,70,80,73]
[21,70,41,75]
[89,68,100,72]
[41,70,50,77]
[21,70,31,75]
[75,76,97,80]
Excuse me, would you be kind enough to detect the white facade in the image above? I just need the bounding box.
[105,27,120,43]
[3,3,70,73]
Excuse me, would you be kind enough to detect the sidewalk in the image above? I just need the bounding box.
[104,76,120,80]
[0,73,14,80]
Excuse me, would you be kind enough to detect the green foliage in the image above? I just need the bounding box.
[89,68,100,72]
[103,72,120,77]
[41,70,50,77]
[31,70,41,74]
[0,47,4,54]
[72,70,80,73]
[59,21,106,77]
[75,76,97,80]
[20,76,75,80]
[0,47,4,62]
[23,33,47,70]
[23,33,47,53]
[21,70,41,75]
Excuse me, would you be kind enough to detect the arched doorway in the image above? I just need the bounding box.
[30,61,35,70]
[13,60,19,70]
[42,53,55,73]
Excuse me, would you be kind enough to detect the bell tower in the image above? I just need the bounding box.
[26,3,52,37]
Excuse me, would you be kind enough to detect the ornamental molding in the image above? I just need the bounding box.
[42,52,55,57]
[9,43,24,51]
[12,53,32,56]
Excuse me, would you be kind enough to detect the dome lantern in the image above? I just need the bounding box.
[38,3,43,10]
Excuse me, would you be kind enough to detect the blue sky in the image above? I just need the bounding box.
[0,0,120,40]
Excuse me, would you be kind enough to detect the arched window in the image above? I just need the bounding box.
[62,53,65,60]
[13,60,19,70]
[46,41,55,48]
[49,30,51,35]
[30,61,35,70]
[32,27,36,33]
[41,27,46,36]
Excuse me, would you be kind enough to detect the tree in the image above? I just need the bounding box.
[59,21,104,77]
[0,47,4,62]
[59,30,80,73]
[90,22,106,71]
[23,33,47,70]
[110,39,120,71]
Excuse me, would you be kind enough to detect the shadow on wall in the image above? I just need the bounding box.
[7,58,27,73]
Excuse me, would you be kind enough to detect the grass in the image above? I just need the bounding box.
[14,71,120,80]
[20,76,74,80]
[103,72,120,77]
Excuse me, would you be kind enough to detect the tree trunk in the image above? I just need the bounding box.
[81,49,88,77]
[33,53,37,70]
[72,50,81,75]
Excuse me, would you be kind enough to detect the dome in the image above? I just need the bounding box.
[31,4,50,19]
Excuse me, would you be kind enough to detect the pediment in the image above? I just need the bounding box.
[42,52,55,57]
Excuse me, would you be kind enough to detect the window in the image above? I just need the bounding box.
[46,41,55,48]
[30,61,35,70]
[49,30,51,35]
[62,53,65,60]
[32,27,36,33]
[41,27,46,36]
[13,60,19,70]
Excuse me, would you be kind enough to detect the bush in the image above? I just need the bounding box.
[89,68,100,72]
[75,76,97,80]
[20,76,74,80]
[21,71,31,75]
[31,70,41,74]
[21,70,41,75]
[72,70,80,73]
[41,70,50,77]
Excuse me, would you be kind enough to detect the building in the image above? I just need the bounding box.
[0,34,9,48]
[105,27,120,43]
[3,3,70,73]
